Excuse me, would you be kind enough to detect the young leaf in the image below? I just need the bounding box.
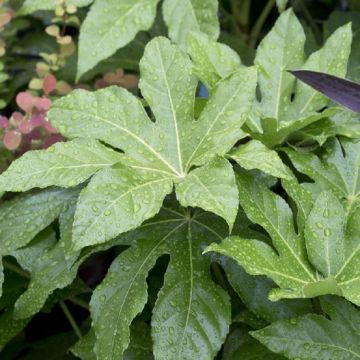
[46,37,257,250]
[77,0,160,79]
[290,70,360,113]
[252,296,360,360]
[163,0,219,48]
[247,9,352,146]
[176,157,238,229]
[90,205,231,360]
[0,139,122,192]
[18,0,93,15]
[187,31,241,90]
[229,140,293,180]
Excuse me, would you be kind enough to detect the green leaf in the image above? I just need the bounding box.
[218,256,312,323]
[71,322,154,360]
[77,0,160,79]
[187,31,241,90]
[10,228,56,273]
[176,157,238,229]
[48,37,257,250]
[90,236,165,359]
[71,330,96,360]
[229,140,293,179]
[324,11,360,82]
[206,162,360,305]
[18,0,93,15]
[247,9,352,146]
[305,191,346,277]
[90,205,231,360]
[163,0,219,48]
[284,137,360,202]
[13,241,79,319]
[0,259,3,299]
[0,188,78,255]
[223,325,286,360]
[72,164,173,251]
[0,139,122,192]
[0,309,29,351]
[252,296,360,360]
[205,173,318,300]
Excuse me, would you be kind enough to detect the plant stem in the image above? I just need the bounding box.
[230,0,251,34]
[60,300,82,339]
[249,0,276,48]
[2,259,30,278]
[68,296,90,311]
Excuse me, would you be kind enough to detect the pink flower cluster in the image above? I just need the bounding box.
[0,85,62,152]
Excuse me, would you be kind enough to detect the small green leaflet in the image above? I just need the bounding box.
[18,0,93,15]
[252,296,360,359]
[206,166,360,305]
[90,205,231,360]
[228,140,293,180]
[0,139,122,192]
[246,8,352,147]
[77,0,160,80]
[45,37,257,250]
[163,0,219,48]
[187,31,241,90]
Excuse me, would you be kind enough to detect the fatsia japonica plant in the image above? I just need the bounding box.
[1,0,360,359]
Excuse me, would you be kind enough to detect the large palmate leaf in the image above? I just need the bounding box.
[252,296,360,359]
[245,8,352,147]
[207,155,360,305]
[18,0,93,15]
[77,0,160,79]
[35,36,256,251]
[163,0,219,48]
[0,139,122,192]
[90,204,231,360]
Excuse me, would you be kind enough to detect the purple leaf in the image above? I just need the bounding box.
[290,70,360,114]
